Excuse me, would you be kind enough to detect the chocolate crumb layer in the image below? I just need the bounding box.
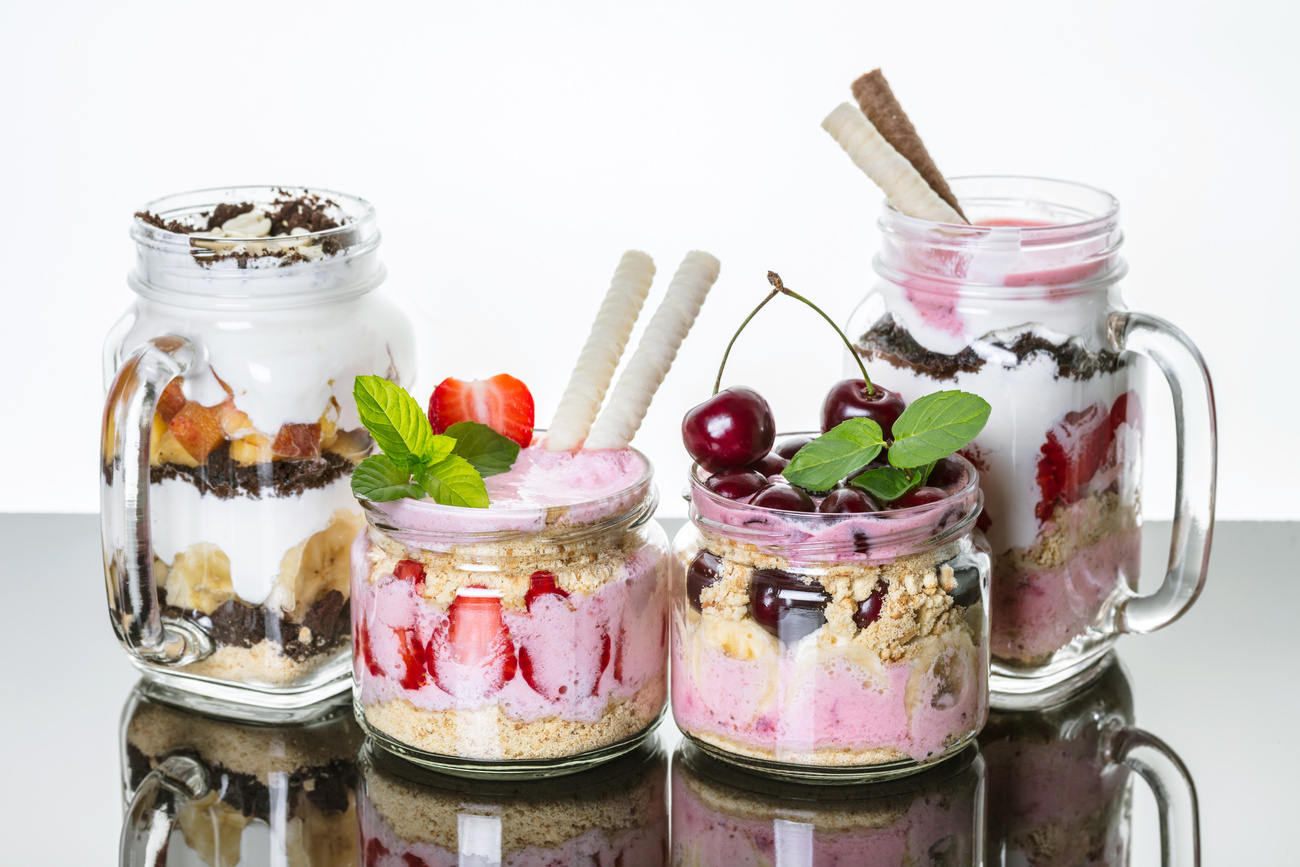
[857,314,1125,382]
[136,192,342,237]
[150,443,362,499]
[205,202,255,230]
[165,590,351,663]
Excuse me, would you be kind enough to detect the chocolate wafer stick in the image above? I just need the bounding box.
[852,69,967,222]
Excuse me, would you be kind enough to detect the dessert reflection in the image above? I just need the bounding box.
[981,654,1199,866]
[671,741,984,866]
[357,736,668,866]
[119,681,361,866]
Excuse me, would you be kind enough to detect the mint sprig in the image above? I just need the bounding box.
[350,376,519,508]
[788,390,989,503]
[783,418,884,492]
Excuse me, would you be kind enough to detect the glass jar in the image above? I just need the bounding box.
[848,176,1216,700]
[101,186,415,709]
[352,453,668,778]
[119,680,362,866]
[357,736,667,865]
[980,653,1200,866]
[672,741,984,866]
[671,449,990,782]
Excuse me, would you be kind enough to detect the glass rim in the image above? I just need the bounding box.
[880,175,1121,237]
[131,184,377,243]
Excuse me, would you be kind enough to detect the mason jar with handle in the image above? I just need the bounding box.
[101,186,415,708]
[848,176,1216,702]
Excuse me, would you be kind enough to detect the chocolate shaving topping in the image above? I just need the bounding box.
[852,69,966,221]
[205,202,255,230]
[858,314,1125,382]
[149,442,364,499]
[165,591,351,663]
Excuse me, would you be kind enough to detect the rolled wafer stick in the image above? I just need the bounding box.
[545,250,656,451]
[584,251,721,450]
[853,69,966,221]
[822,102,965,225]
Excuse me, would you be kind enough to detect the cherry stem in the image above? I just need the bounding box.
[771,272,875,394]
[713,287,780,394]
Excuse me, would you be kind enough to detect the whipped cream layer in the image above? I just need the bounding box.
[151,474,356,605]
[368,444,651,537]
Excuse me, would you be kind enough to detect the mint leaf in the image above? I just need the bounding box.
[415,454,490,509]
[444,421,520,478]
[784,418,885,492]
[354,376,437,470]
[351,454,426,502]
[851,465,918,502]
[888,391,991,469]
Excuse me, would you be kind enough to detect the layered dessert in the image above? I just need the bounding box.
[354,441,668,762]
[121,686,361,866]
[671,743,982,866]
[980,657,1134,865]
[854,235,1142,667]
[106,187,414,690]
[673,454,989,770]
[818,71,1144,672]
[351,249,720,770]
[672,270,992,776]
[357,740,667,866]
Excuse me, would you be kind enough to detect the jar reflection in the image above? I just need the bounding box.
[671,741,984,866]
[356,736,668,865]
[980,655,1134,866]
[119,681,362,866]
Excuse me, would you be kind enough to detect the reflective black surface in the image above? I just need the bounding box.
[3,516,1293,863]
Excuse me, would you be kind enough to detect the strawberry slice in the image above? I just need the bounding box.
[427,374,535,447]
[524,570,569,610]
[393,559,427,593]
[355,616,384,677]
[394,626,428,690]
[429,588,517,700]
[1035,391,1141,522]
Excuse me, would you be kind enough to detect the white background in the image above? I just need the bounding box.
[2,0,1297,520]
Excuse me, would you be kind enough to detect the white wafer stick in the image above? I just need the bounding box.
[822,102,965,224]
[545,251,656,451]
[585,251,721,450]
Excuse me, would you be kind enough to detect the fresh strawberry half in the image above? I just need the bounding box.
[427,374,535,447]
[429,588,517,700]
[394,626,428,691]
[1035,391,1140,522]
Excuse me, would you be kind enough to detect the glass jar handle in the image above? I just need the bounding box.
[1105,312,1217,634]
[1105,724,1201,866]
[101,335,211,665]
[119,755,210,866]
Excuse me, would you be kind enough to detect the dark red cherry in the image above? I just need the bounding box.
[682,386,776,473]
[748,569,830,642]
[774,436,814,460]
[750,483,815,512]
[821,379,906,439]
[687,551,723,612]
[853,585,886,628]
[704,469,766,500]
[927,457,968,492]
[748,452,789,477]
[893,486,947,509]
[818,488,881,514]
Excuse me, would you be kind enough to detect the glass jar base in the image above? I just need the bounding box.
[131,654,351,716]
[355,697,665,781]
[990,635,1117,710]
[681,730,978,785]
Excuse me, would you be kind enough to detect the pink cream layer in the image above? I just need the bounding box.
[353,532,666,724]
[671,621,986,763]
[671,771,971,865]
[991,524,1141,662]
[368,442,649,534]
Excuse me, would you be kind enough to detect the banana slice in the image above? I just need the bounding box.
[177,791,249,867]
[163,543,236,615]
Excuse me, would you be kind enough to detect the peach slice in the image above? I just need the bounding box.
[272,423,322,460]
[168,402,225,463]
[229,433,274,466]
[157,379,187,425]
[217,399,254,439]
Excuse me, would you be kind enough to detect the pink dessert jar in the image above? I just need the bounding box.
[351,451,668,778]
[671,450,990,782]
